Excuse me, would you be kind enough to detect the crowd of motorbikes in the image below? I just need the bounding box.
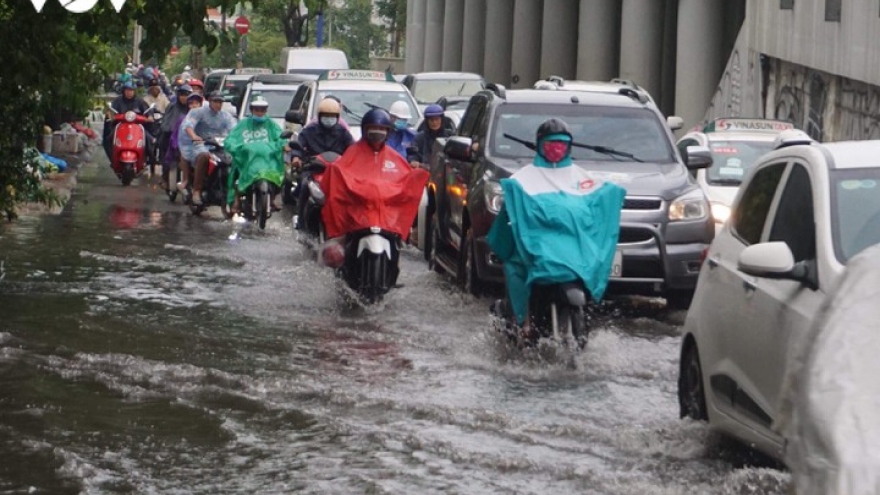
[101,71,623,358]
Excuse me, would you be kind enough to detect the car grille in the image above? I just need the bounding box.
[618,227,655,244]
[623,198,662,210]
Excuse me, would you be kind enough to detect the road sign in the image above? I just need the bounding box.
[234,15,250,36]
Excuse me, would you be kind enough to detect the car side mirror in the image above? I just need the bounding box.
[738,242,795,276]
[667,115,684,131]
[285,110,304,125]
[445,136,474,162]
[685,145,713,170]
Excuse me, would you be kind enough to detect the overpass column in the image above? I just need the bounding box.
[442,0,465,70]
[483,0,514,86]
[576,0,619,81]
[405,0,426,73]
[675,0,725,128]
[424,0,446,71]
[461,0,487,74]
[619,0,664,100]
[541,0,579,80]
[510,0,543,88]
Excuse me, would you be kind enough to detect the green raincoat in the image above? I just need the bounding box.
[224,118,287,204]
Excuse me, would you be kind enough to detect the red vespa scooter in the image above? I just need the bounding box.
[107,103,156,186]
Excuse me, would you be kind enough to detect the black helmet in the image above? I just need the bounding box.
[536,118,572,143]
[361,108,393,131]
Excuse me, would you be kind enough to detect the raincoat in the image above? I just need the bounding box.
[320,140,429,240]
[487,151,626,325]
[224,118,286,204]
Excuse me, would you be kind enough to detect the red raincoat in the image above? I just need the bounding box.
[320,140,429,240]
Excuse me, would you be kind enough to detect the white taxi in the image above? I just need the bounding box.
[286,69,420,140]
[677,136,880,461]
[676,118,796,226]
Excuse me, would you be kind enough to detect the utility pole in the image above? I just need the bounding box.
[132,24,143,65]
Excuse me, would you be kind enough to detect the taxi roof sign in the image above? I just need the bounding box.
[704,118,795,133]
[318,69,396,82]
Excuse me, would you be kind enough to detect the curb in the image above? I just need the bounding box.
[15,146,95,217]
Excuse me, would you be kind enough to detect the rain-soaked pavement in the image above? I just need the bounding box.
[0,157,791,494]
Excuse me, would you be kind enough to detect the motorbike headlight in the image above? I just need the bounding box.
[124,111,136,123]
[484,181,504,214]
[710,202,731,224]
[669,190,709,221]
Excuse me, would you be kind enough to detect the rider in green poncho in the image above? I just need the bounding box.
[224,97,287,213]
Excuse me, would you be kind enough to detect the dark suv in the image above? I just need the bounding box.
[423,82,715,308]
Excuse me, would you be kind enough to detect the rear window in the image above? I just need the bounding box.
[490,103,675,163]
[243,89,298,118]
[705,140,774,186]
[412,79,485,104]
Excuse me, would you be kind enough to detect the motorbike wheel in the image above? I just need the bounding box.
[359,253,385,304]
[167,169,180,203]
[282,179,296,205]
[121,164,135,186]
[257,186,270,230]
[563,305,589,350]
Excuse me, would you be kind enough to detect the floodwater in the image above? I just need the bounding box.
[0,159,790,494]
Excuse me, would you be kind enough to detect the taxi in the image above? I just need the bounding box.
[285,69,420,140]
[676,118,797,226]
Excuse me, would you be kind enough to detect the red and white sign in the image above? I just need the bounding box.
[234,15,250,35]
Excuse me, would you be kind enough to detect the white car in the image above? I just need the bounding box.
[676,118,797,226]
[677,135,880,461]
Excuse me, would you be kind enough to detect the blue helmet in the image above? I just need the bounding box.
[122,81,136,90]
[361,108,393,131]
[424,104,444,118]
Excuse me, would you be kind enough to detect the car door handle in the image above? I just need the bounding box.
[742,279,756,292]
[707,255,719,269]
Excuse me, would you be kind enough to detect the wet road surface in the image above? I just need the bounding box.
[0,158,790,494]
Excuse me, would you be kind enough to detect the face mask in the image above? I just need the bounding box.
[252,116,266,123]
[366,129,387,145]
[394,120,407,130]
[320,116,338,128]
[541,140,570,163]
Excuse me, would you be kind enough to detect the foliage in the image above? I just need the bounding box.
[251,0,324,47]
[375,0,406,57]
[326,0,383,70]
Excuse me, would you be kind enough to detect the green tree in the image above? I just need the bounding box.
[251,0,325,47]
[327,0,382,69]
[375,0,406,58]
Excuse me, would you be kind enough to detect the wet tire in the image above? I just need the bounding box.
[359,254,384,304]
[121,164,134,186]
[428,223,445,274]
[422,213,433,262]
[258,189,269,230]
[678,342,708,420]
[460,230,484,297]
[568,306,589,350]
[666,289,694,311]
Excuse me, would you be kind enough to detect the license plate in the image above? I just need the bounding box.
[610,250,623,277]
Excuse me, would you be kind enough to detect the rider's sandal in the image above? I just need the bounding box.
[191,191,204,206]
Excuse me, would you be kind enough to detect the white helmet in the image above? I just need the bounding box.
[250,96,269,109]
[388,100,412,120]
[184,65,192,71]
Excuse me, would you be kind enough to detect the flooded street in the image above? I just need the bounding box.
[0,159,790,494]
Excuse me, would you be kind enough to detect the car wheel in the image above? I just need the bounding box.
[428,222,445,274]
[678,342,708,420]
[460,230,484,296]
[423,212,433,262]
[666,289,694,310]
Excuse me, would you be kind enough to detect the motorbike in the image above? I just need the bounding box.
[491,282,591,350]
[296,151,340,241]
[312,152,428,305]
[186,137,233,217]
[106,103,159,186]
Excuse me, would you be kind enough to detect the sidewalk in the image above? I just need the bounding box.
[15,145,95,217]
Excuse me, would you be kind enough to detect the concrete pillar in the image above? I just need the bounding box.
[619,0,664,101]
[483,0,515,86]
[675,0,725,128]
[541,0,579,80]
[424,0,446,71]
[461,0,487,74]
[510,0,543,88]
[405,0,427,73]
[576,0,619,81]
[442,0,465,70]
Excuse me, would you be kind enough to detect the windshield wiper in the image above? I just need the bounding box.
[708,177,742,185]
[341,104,364,124]
[502,133,644,162]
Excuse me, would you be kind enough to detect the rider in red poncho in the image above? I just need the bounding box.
[320,108,429,241]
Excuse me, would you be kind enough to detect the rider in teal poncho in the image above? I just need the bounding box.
[224,97,287,212]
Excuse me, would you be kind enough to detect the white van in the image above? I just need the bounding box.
[281,47,349,75]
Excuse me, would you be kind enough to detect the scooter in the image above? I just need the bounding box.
[186,137,233,217]
[107,103,158,186]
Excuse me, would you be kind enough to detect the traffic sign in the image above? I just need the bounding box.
[234,15,250,35]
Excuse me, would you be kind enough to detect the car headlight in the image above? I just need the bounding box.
[484,181,504,214]
[669,190,709,221]
[124,111,136,123]
[710,202,731,224]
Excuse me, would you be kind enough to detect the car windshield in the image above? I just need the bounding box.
[315,89,419,125]
[412,79,484,104]
[243,89,297,118]
[831,168,880,263]
[491,104,675,163]
[705,140,774,185]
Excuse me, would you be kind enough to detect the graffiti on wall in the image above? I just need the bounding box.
[705,47,764,123]
[771,59,880,141]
